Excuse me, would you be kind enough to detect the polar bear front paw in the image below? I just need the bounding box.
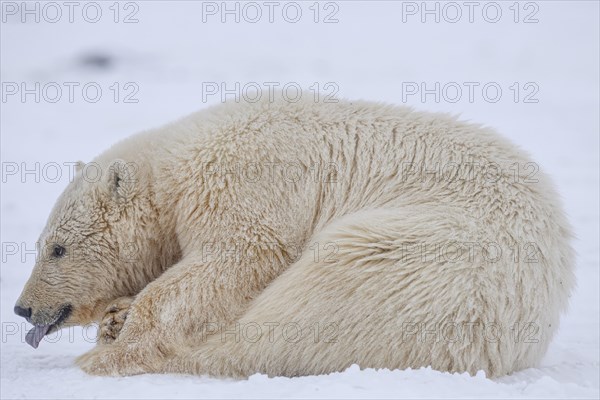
[76,343,150,376]
[98,297,134,345]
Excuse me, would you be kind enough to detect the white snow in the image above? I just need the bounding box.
[1,1,598,398]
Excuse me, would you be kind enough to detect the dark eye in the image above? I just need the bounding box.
[53,245,66,258]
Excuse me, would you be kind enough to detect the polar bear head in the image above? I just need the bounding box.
[14,159,165,348]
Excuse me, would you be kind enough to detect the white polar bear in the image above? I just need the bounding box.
[15,97,574,378]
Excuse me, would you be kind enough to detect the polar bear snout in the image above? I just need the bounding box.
[14,299,72,326]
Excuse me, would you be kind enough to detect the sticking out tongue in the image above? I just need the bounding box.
[25,325,51,349]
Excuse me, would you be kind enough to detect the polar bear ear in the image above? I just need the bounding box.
[75,161,85,173]
[106,159,137,202]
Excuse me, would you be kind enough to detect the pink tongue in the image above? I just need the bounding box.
[25,325,51,349]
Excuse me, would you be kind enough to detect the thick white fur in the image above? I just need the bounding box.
[19,97,574,378]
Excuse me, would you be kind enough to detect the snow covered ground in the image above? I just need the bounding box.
[1,1,598,398]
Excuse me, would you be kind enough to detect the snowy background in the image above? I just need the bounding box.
[1,1,598,398]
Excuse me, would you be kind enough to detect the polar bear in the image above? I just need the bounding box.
[14,97,574,378]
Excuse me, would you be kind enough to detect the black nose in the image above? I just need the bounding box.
[14,305,32,319]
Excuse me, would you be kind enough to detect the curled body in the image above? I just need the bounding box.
[15,97,574,378]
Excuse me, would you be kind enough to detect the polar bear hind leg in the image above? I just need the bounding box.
[164,205,542,378]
